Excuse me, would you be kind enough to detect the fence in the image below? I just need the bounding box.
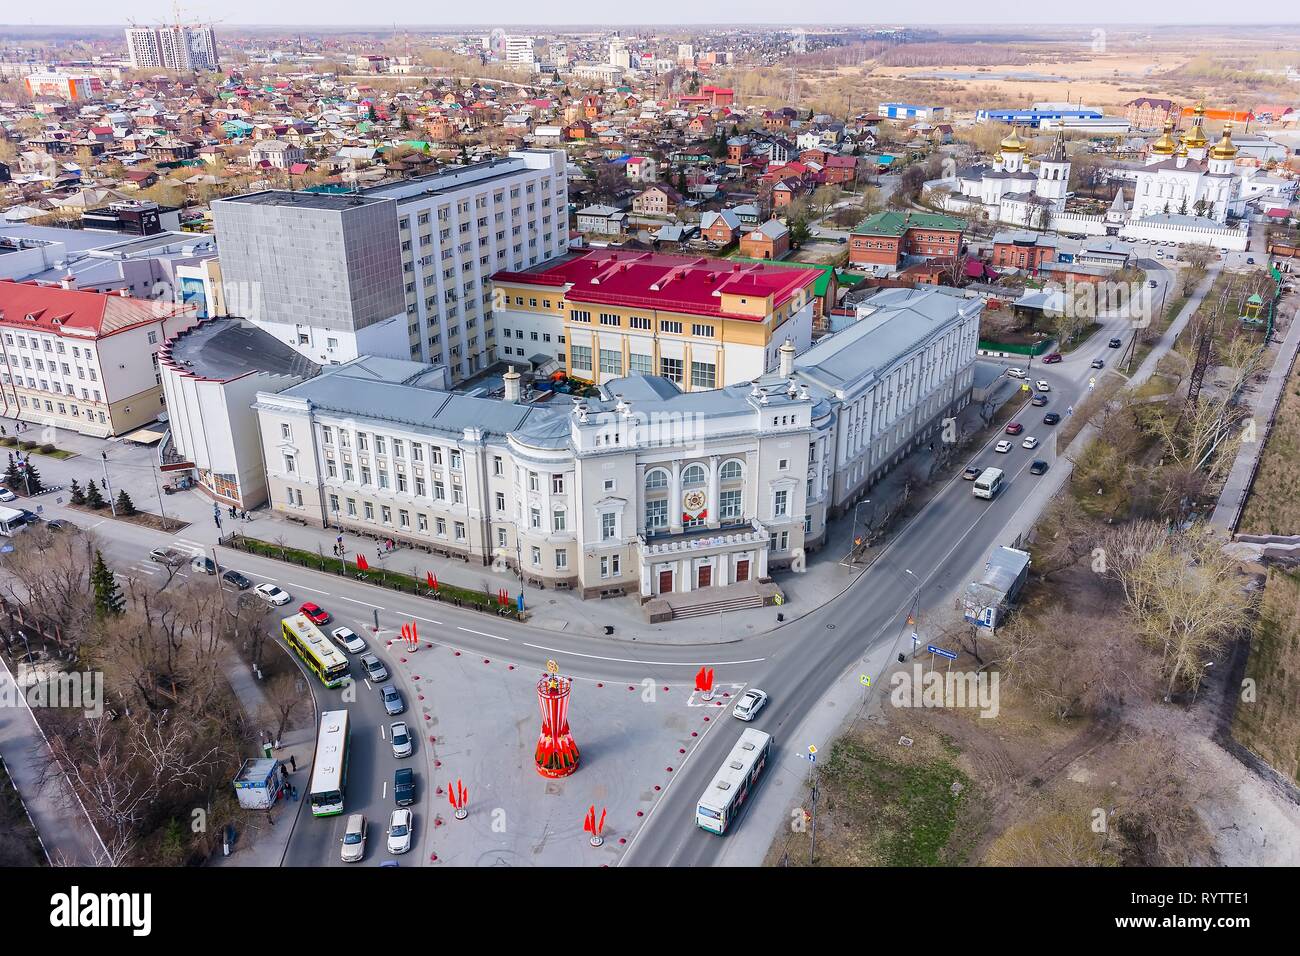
[219,533,528,621]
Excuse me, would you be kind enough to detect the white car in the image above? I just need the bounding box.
[0,487,17,502]
[331,626,367,654]
[1035,380,1051,392]
[340,813,367,863]
[254,583,292,606]
[390,720,412,758]
[732,688,769,721]
[387,807,413,855]
[1006,367,1027,379]
[1021,436,1040,450]
[994,440,1013,453]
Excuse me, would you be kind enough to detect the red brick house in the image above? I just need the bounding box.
[700,209,742,245]
[991,232,1057,272]
[632,183,683,217]
[822,154,859,186]
[739,220,791,260]
[849,210,966,270]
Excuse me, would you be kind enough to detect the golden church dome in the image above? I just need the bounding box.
[1150,121,1177,156]
[998,125,1027,154]
[1181,101,1208,149]
[1209,122,1239,161]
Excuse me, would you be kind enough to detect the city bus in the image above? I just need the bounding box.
[695,728,773,835]
[308,709,350,817]
[281,613,351,688]
[973,467,1005,500]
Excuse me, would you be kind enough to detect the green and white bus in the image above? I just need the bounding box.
[696,729,772,835]
[309,709,350,817]
[281,613,350,688]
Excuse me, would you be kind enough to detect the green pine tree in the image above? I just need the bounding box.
[3,453,19,490]
[115,489,137,516]
[84,479,106,510]
[69,479,85,505]
[18,458,41,494]
[90,549,123,617]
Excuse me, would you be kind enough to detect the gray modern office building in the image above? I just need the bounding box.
[211,190,408,365]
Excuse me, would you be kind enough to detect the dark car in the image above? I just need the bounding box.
[45,519,74,532]
[1043,412,1061,425]
[300,602,331,625]
[1029,460,1049,475]
[1149,280,1158,288]
[191,555,217,575]
[1041,352,1063,364]
[221,569,252,590]
[962,465,981,480]
[1108,337,1122,348]
[1005,422,1024,436]
[1030,395,1048,407]
[393,767,415,807]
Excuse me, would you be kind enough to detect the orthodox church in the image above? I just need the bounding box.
[950,127,1071,227]
[1126,104,1244,223]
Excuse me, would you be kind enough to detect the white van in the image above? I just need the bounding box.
[973,468,1005,500]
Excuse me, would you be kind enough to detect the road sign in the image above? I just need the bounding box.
[859,674,871,687]
[1088,377,1096,390]
[807,744,818,755]
[927,645,958,661]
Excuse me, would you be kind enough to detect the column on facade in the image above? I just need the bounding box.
[634,463,647,535]
[669,459,683,533]
[706,455,720,529]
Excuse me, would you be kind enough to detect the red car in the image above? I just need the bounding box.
[1041,352,1063,364]
[1005,422,1024,436]
[300,602,331,626]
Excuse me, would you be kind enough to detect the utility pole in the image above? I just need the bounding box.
[100,451,117,517]
[808,767,819,866]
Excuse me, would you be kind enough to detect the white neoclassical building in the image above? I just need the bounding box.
[252,288,981,606]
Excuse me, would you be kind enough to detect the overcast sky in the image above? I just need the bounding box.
[3,3,1297,28]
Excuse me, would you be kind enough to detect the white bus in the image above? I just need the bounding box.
[696,728,773,835]
[0,505,32,536]
[973,467,1005,500]
[308,709,351,817]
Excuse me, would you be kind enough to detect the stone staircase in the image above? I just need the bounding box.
[668,591,766,620]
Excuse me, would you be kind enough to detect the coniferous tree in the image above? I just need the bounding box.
[84,478,106,510]
[90,549,123,617]
[3,453,19,490]
[69,478,85,505]
[18,458,41,493]
[115,489,137,516]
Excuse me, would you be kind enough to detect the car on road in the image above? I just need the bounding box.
[1030,394,1048,407]
[360,654,389,682]
[393,767,415,806]
[387,808,413,855]
[221,569,252,590]
[1035,380,1051,392]
[381,683,405,716]
[1247,257,1255,265]
[1108,337,1123,348]
[390,721,412,758]
[1091,358,1105,369]
[45,519,74,532]
[254,583,291,606]
[1021,436,1040,450]
[330,626,367,654]
[299,602,331,625]
[994,440,1014,454]
[340,814,367,863]
[1043,412,1061,425]
[190,555,216,575]
[1006,367,1027,379]
[732,688,769,721]
[0,487,15,502]
[1042,352,1063,364]
[1029,459,1050,475]
[1149,280,1159,288]
[149,547,183,565]
[1004,422,1024,435]
[962,465,982,480]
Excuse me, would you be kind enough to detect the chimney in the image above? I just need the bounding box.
[778,337,796,378]
[118,288,131,298]
[60,274,76,290]
[503,365,521,403]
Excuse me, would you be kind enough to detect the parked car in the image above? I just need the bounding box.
[191,555,217,575]
[330,626,367,654]
[1035,380,1051,392]
[299,602,331,625]
[1108,337,1123,348]
[390,721,412,758]
[1091,358,1105,369]
[995,440,1013,453]
[360,654,389,682]
[387,808,413,855]
[254,583,292,606]
[381,683,405,716]
[149,547,183,565]
[1042,352,1063,364]
[45,519,74,532]
[0,487,16,502]
[732,688,769,721]
[1022,436,1040,450]
[1043,412,1061,425]
[1005,422,1024,435]
[221,569,252,590]
[1029,460,1050,475]
[393,767,415,806]
[962,465,982,480]
[340,814,367,863]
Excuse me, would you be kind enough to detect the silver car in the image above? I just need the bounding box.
[360,654,388,682]
[390,721,412,758]
[331,626,367,654]
[340,813,367,863]
[380,683,405,716]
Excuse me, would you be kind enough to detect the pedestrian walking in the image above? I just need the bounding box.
[289,754,296,772]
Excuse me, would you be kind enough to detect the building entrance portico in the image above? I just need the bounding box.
[638,521,770,599]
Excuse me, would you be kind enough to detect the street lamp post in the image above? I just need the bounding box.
[843,498,871,566]
[100,451,117,517]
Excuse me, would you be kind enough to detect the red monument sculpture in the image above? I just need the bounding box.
[535,660,579,777]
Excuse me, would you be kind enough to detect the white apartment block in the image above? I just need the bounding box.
[365,150,568,382]
[125,24,219,72]
[505,35,536,65]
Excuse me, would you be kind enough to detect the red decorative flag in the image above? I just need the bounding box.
[431,573,439,591]
[357,553,369,571]
[426,571,435,589]
[597,807,606,836]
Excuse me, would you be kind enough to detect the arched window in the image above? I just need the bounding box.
[682,463,706,486]
[645,468,669,490]
[719,459,744,482]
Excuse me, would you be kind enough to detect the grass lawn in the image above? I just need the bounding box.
[1233,568,1300,784]
[1239,346,1300,535]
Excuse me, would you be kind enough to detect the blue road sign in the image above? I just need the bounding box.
[927,645,958,661]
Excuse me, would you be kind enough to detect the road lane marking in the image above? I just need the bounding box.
[519,642,765,667]
[291,582,329,595]
[410,614,442,626]
[339,596,385,609]
[457,626,509,642]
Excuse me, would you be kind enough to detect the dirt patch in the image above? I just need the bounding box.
[67,502,188,533]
